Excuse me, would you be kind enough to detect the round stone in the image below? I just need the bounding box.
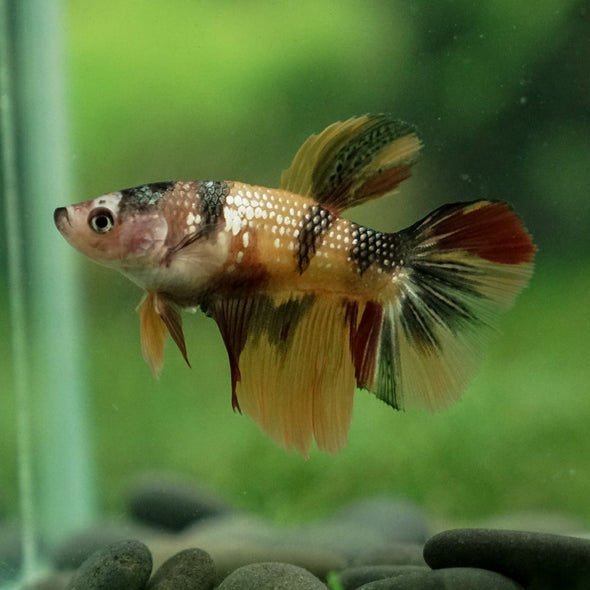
[351,542,426,566]
[329,497,430,544]
[334,565,429,589]
[216,562,326,589]
[127,473,230,532]
[147,547,216,589]
[356,567,523,589]
[21,571,74,590]
[52,523,146,570]
[0,522,23,583]
[65,539,152,590]
[424,528,590,588]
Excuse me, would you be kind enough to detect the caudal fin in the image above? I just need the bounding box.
[357,200,535,411]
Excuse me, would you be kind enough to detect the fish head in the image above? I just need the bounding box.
[54,190,168,271]
[54,182,231,296]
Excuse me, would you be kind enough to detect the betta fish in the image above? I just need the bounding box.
[54,115,535,457]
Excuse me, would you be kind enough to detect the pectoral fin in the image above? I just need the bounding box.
[137,290,190,377]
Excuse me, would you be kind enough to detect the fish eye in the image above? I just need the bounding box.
[88,208,115,234]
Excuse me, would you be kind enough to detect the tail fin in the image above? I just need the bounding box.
[357,200,535,411]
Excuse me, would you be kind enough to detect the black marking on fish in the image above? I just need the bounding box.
[263,294,316,351]
[198,180,231,228]
[349,224,403,275]
[296,205,334,272]
[397,260,484,354]
[119,182,174,216]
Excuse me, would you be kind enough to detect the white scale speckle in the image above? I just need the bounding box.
[186,212,195,225]
[226,195,234,205]
[242,232,250,248]
[246,206,254,220]
[236,251,244,263]
[225,208,246,236]
[273,238,280,249]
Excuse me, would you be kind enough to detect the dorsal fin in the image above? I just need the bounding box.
[280,114,421,213]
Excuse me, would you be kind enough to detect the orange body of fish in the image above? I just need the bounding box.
[54,115,535,457]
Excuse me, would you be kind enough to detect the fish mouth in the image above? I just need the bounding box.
[53,206,70,230]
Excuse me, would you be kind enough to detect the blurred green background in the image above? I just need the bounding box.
[2,0,589,527]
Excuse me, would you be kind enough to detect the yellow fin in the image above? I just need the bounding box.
[137,290,190,377]
[280,114,421,212]
[137,291,168,377]
[210,294,357,457]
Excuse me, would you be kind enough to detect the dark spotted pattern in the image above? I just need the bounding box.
[198,180,231,227]
[313,117,415,206]
[118,182,174,216]
[296,205,334,272]
[349,223,404,275]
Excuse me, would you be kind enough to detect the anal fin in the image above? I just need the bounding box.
[209,293,358,457]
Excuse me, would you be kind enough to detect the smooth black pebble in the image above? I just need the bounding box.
[424,528,590,589]
[216,561,326,589]
[357,567,523,588]
[147,547,216,589]
[65,539,152,590]
[127,473,230,531]
[335,564,429,589]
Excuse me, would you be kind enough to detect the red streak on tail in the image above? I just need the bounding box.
[435,202,535,265]
[348,301,383,389]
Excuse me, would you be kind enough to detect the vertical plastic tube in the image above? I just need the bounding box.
[16,0,97,545]
[1,0,96,583]
[0,0,38,580]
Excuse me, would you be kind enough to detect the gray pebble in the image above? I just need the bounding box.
[22,570,73,590]
[357,567,523,589]
[287,521,388,561]
[65,539,152,590]
[330,497,430,544]
[335,565,429,589]
[147,547,216,589]
[0,522,23,583]
[210,543,345,583]
[52,523,146,570]
[351,542,426,567]
[127,473,230,532]
[424,528,590,588]
[217,562,327,589]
